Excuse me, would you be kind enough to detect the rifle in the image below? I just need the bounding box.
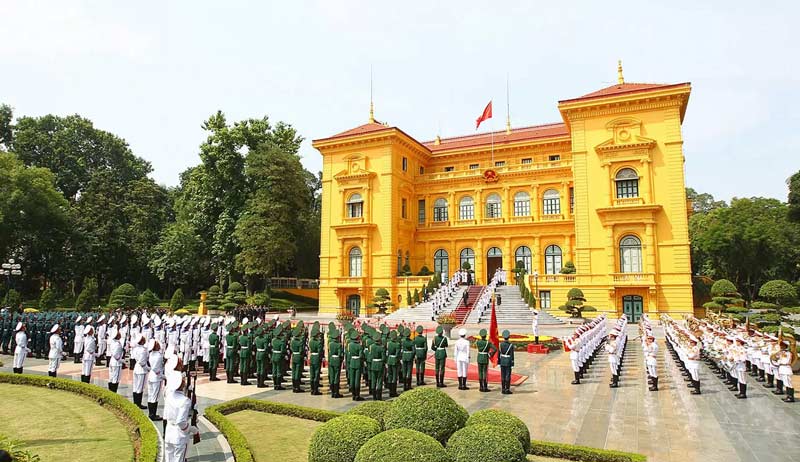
[188,370,201,444]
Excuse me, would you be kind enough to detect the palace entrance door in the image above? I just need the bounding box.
[347,295,361,317]
[486,247,503,284]
[622,295,643,322]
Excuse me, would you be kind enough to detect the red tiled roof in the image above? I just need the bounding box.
[560,82,690,103]
[320,122,393,141]
[422,123,569,152]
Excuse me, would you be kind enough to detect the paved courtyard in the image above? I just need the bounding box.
[4,323,800,462]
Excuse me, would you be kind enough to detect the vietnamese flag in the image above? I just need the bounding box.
[489,295,500,366]
[475,101,492,130]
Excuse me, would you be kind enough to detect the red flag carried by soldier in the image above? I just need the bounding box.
[489,295,500,366]
[475,101,492,129]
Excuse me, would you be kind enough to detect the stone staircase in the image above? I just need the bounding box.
[465,285,564,325]
[385,286,467,323]
[452,286,484,324]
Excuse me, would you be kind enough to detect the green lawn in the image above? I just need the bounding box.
[0,383,134,462]
[226,410,322,462]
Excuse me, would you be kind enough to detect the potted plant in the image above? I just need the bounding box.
[436,313,457,336]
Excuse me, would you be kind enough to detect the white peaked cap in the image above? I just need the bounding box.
[98,315,106,323]
[242,317,249,325]
[164,343,176,359]
[165,354,179,372]
[86,316,93,324]
[142,313,150,324]
[165,371,183,392]
[15,322,24,331]
[50,324,60,333]
[131,314,138,324]
[459,329,467,337]
[147,339,158,351]
[76,315,83,323]
[84,325,94,335]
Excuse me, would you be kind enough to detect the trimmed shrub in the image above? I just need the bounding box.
[417,265,433,276]
[751,313,782,326]
[0,372,158,462]
[138,289,159,308]
[560,261,576,274]
[108,283,139,308]
[246,291,270,306]
[446,424,526,462]
[723,306,748,314]
[75,277,99,311]
[750,301,779,310]
[308,414,381,462]
[759,280,798,307]
[170,288,185,309]
[529,440,647,462]
[355,429,448,462]
[466,408,531,452]
[347,401,391,430]
[3,288,21,309]
[205,285,223,311]
[384,387,468,443]
[710,279,739,297]
[225,281,247,306]
[38,288,57,311]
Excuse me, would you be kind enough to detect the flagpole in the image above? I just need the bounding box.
[491,99,494,165]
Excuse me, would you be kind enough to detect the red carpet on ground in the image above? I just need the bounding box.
[422,354,528,386]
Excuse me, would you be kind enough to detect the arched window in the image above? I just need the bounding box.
[619,235,643,273]
[487,247,502,257]
[513,191,530,216]
[486,193,502,218]
[515,246,532,274]
[347,193,363,218]
[615,168,639,199]
[405,251,410,267]
[434,249,449,275]
[460,248,475,271]
[544,245,562,274]
[543,189,561,215]
[433,198,448,222]
[349,247,363,277]
[459,196,474,220]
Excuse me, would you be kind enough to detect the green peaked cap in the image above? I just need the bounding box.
[416,325,424,334]
[436,326,443,335]
[502,329,510,338]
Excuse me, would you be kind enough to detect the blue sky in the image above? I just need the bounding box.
[1,1,797,201]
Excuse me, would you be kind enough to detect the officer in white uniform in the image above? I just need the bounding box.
[454,328,471,390]
[81,325,97,382]
[147,339,164,421]
[644,335,659,391]
[47,324,63,377]
[164,371,199,462]
[778,341,795,403]
[132,333,149,409]
[96,315,107,366]
[531,310,540,344]
[108,329,124,393]
[686,337,702,394]
[73,315,84,363]
[13,322,29,374]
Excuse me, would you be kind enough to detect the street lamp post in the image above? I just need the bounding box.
[1,258,23,288]
[533,269,539,309]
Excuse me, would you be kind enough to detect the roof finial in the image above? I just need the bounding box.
[369,65,375,123]
[617,59,624,85]
[505,73,512,135]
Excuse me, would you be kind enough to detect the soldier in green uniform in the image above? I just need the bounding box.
[271,327,286,390]
[208,324,221,381]
[348,330,365,401]
[386,329,401,397]
[255,328,269,388]
[499,330,515,394]
[309,323,324,395]
[413,325,428,386]
[328,323,344,398]
[363,327,374,394]
[238,323,252,386]
[475,329,497,392]
[401,326,415,391]
[290,324,306,393]
[431,326,449,388]
[369,332,386,400]
[225,324,238,383]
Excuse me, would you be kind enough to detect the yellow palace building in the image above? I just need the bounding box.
[313,65,693,320]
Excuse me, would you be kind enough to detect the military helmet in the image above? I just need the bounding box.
[479,328,487,337]
[502,329,511,339]
[416,325,424,334]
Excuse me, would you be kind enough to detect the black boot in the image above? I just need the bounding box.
[148,402,162,421]
[691,380,701,395]
[462,378,469,390]
[134,392,147,409]
[108,382,115,392]
[728,379,739,391]
[354,388,364,401]
[610,375,619,388]
[571,371,580,385]
[773,380,785,395]
[312,380,322,396]
[80,375,89,383]
[765,374,775,388]
[649,377,658,391]
[130,358,136,370]
[736,383,747,399]
[257,373,266,388]
[210,368,219,382]
[48,371,56,377]
[783,387,795,403]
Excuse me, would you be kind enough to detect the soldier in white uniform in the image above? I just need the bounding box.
[81,325,97,383]
[606,331,621,388]
[777,341,795,403]
[108,329,124,393]
[686,337,702,394]
[96,315,107,366]
[454,328,471,390]
[147,339,164,421]
[733,337,748,399]
[73,315,84,363]
[531,310,540,344]
[47,324,63,377]
[644,335,659,391]
[163,371,199,462]
[201,318,212,373]
[13,322,29,374]
[129,314,142,369]
[132,333,149,409]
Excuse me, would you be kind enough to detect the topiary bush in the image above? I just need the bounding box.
[308,414,381,462]
[354,429,448,462]
[466,409,531,452]
[446,424,526,462]
[347,401,391,431]
[138,289,159,308]
[170,288,185,309]
[108,283,139,308]
[384,387,468,444]
[38,288,57,311]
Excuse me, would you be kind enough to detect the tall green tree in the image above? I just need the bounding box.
[149,221,208,291]
[691,197,800,301]
[788,171,800,223]
[0,104,13,150]
[686,187,726,214]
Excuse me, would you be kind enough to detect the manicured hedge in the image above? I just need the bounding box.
[346,401,391,430]
[466,408,531,452]
[308,415,381,462]
[447,424,526,462]
[0,372,158,462]
[529,440,647,462]
[354,428,448,462]
[384,388,468,443]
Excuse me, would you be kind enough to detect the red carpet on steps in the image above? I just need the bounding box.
[421,354,528,386]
